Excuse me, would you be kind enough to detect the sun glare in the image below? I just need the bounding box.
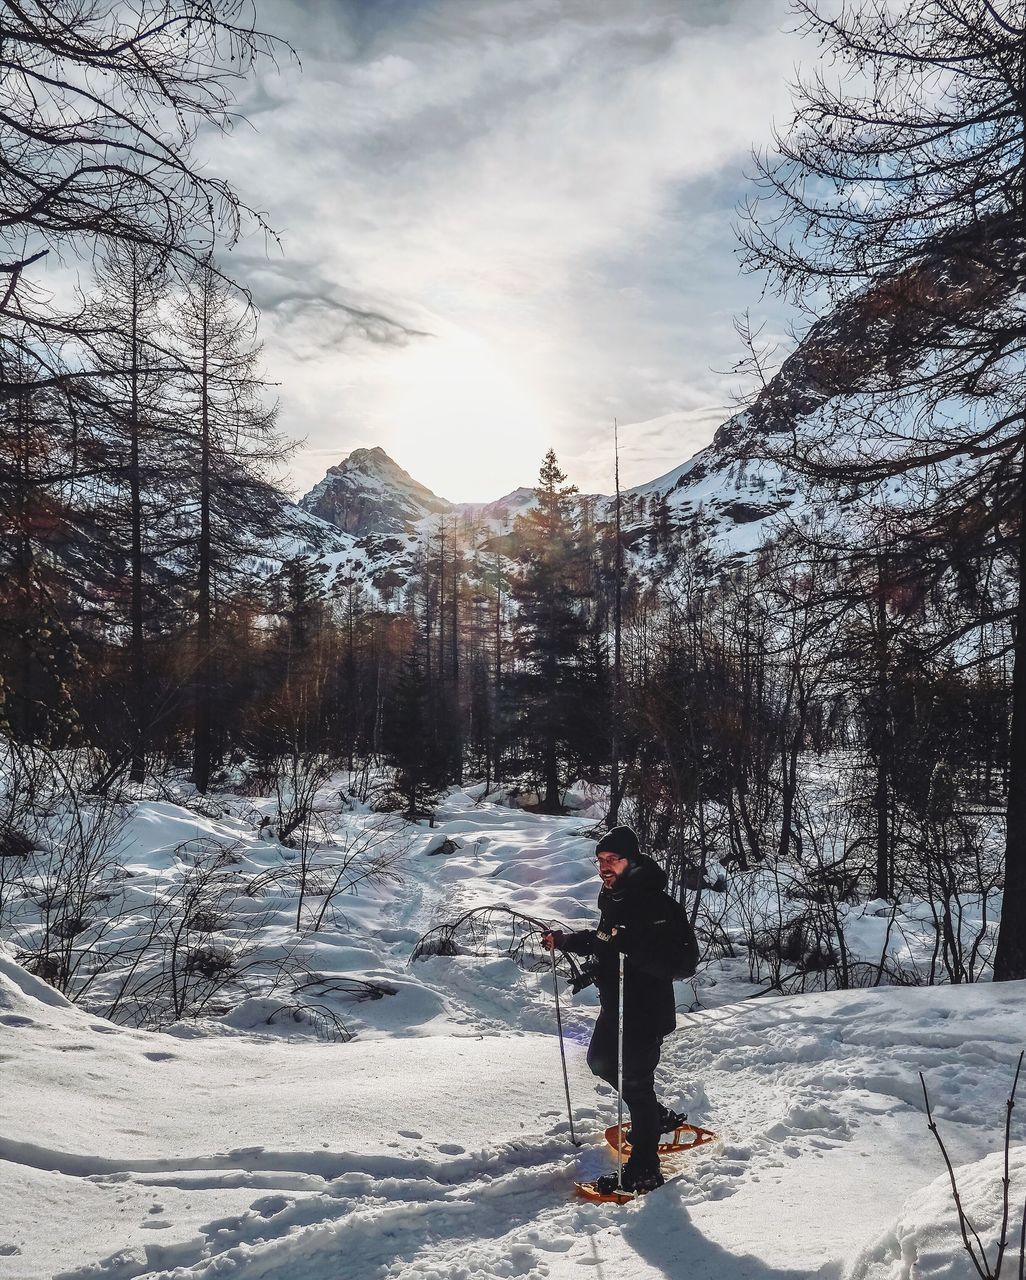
[380,332,549,502]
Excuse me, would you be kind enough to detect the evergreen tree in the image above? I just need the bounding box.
[509,450,591,812]
[385,648,445,819]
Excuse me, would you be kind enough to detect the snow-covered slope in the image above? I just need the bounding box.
[289,430,806,598]
[2,786,1024,1280]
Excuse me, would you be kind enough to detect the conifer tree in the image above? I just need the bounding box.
[175,260,285,792]
[510,450,591,812]
[90,243,178,782]
[0,367,89,743]
[1,1,287,396]
[386,648,445,819]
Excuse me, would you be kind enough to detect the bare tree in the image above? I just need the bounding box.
[174,258,286,793]
[736,0,1026,978]
[1,0,290,393]
[90,242,178,782]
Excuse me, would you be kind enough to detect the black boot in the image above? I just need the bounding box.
[594,1163,665,1196]
[658,1104,688,1133]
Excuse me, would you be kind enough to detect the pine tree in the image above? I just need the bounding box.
[509,450,591,812]
[385,648,445,819]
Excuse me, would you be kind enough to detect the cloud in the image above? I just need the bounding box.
[247,274,432,354]
[205,0,804,501]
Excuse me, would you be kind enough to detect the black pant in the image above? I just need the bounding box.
[586,1010,663,1172]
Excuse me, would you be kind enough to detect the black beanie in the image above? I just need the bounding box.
[596,826,640,863]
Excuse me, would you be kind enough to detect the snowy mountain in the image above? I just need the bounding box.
[300,446,451,537]
[290,215,1026,596]
[287,430,804,598]
[620,429,801,566]
[300,448,553,542]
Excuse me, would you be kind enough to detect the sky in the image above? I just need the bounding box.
[208,0,806,503]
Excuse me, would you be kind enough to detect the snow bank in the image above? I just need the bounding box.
[849,1148,1026,1280]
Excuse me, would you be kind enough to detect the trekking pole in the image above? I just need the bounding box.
[550,948,579,1147]
[616,948,625,1190]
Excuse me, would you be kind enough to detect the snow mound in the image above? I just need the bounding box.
[848,1147,1026,1280]
[0,945,74,1011]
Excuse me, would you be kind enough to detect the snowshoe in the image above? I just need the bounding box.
[605,1119,718,1158]
[600,1166,664,1194]
[575,1178,636,1205]
[575,1165,664,1203]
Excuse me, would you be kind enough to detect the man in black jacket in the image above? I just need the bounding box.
[542,826,694,1194]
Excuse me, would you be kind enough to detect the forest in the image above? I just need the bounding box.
[1,0,1025,1008]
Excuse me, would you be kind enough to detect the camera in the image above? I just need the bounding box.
[568,960,599,995]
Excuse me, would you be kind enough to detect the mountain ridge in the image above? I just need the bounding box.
[281,421,797,601]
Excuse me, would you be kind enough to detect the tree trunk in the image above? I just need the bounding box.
[346,582,356,771]
[542,737,561,812]
[542,592,560,812]
[609,421,623,826]
[437,523,445,680]
[778,732,800,861]
[10,387,28,739]
[192,285,212,794]
[873,554,891,900]
[493,552,502,784]
[451,526,459,680]
[128,274,146,785]
[993,447,1026,979]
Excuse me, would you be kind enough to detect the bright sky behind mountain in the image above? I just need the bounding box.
[207,0,805,502]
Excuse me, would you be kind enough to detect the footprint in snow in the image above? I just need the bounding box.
[251,1195,290,1218]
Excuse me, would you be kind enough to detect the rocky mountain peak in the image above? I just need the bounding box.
[300,447,452,537]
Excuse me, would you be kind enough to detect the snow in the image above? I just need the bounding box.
[1,783,1024,1280]
[284,435,812,600]
[849,1148,1026,1280]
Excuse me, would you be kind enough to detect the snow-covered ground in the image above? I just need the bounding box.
[1,785,1024,1279]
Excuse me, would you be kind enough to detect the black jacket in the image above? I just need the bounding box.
[561,854,682,1038]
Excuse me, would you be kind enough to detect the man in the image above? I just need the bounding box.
[543,826,697,1194]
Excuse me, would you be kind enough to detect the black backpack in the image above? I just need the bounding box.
[667,895,700,980]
